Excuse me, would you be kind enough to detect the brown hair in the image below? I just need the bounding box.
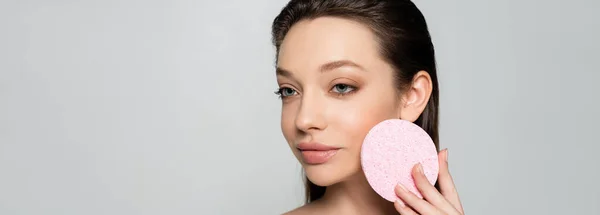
[271,0,440,204]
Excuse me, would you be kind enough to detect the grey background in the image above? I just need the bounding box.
[0,0,598,214]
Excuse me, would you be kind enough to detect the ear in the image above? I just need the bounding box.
[399,71,433,122]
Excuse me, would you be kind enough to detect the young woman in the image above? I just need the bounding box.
[271,0,464,214]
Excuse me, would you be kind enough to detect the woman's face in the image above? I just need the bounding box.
[276,17,404,186]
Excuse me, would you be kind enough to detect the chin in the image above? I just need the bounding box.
[302,160,359,187]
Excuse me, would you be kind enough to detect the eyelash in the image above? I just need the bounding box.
[274,87,297,99]
[274,84,358,99]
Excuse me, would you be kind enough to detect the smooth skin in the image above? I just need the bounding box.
[277,16,464,215]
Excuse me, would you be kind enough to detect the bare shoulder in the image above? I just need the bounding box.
[282,205,312,215]
[282,207,306,215]
[282,202,324,215]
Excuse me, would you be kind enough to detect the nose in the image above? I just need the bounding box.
[295,93,327,133]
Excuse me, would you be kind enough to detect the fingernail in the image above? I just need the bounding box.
[397,183,407,192]
[445,149,449,163]
[417,163,424,174]
[395,200,406,208]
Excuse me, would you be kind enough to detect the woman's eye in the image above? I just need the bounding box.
[331,84,356,94]
[275,87,297,98]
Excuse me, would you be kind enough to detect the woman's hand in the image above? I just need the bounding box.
[393,149,464,215]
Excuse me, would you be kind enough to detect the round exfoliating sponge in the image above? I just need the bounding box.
[361,119,439,202]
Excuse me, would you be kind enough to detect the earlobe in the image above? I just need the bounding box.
[399,71,433,122]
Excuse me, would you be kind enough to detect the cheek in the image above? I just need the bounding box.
[328,95,399,149]
[280,103,298,144]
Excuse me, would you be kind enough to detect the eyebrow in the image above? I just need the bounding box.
[276,60,365,78]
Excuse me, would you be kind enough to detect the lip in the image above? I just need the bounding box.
[297,142,340,165]
[297,142,340,151]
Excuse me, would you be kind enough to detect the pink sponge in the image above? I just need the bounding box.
[361,119,439,202]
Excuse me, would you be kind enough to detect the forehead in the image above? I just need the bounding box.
[277,17,382,71]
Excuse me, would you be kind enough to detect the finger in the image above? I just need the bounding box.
[438,149,464,214]
[394,200,419,215]
[395,182,441,214]
[412,162,459,214]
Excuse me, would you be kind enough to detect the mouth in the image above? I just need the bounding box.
[297,142,340,165]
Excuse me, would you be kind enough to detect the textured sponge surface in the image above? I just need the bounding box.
[361,119,439,202]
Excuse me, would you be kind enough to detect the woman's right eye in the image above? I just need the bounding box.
[275,87,298,98]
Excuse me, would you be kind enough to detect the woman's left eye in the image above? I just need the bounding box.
[331,84,356,94]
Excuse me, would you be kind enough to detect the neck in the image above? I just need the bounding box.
[318,171,397,215]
